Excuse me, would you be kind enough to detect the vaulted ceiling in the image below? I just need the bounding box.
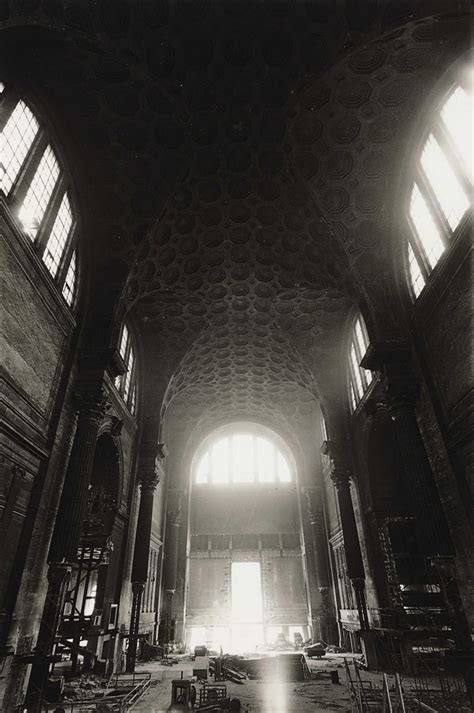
[1,0,470,459]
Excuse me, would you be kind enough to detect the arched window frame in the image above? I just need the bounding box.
[347,313,373,412]
[405,68,472,301]
[0,81,79,309]
[114,322,138,416]
[193,425,293,487]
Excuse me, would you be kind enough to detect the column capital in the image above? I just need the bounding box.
[167,490,185,525]
[74,384,110,422]
[47,564,71,586]
[363,396,388,420]
[78,347,127,380]
[302,487,321,524]
[321,440,352,490]
[429,555,456,577]
[361,341,420,418]
[138,441,167,490]
[360,341,412,372]
[329,467,352,491]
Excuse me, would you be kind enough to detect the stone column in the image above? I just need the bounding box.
[23,565,71,711]
[49,390,110,564]
[322,441,370,632]
[126,442,166,672]
[26,349,123,711]
[362,343,472,653]
[304,487,331,641]
[160,493,184,644]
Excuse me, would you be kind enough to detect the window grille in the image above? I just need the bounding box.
[1,84,79,308]
[348,315,372,411]
[407,82,472,299]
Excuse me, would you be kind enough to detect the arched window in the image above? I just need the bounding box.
[0,82,78,307]
[195,428,292,485]
[348,314,372,411]
[407,78,472,299]
[114,323,138,415]
[321,413,328,442]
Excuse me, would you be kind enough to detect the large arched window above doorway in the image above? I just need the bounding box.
[194,425,292,485]
[406,71,472,300]
[0,81,78,307]
[114,323,138,415]
[348,314,373,411]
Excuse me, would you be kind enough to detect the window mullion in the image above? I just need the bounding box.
[0,92,19,132]
[36,177,66,256]
[408,236,430,281]
[121,340,131,397]
[406,210,435,279]
[9,132,48,210]
[128,359,137,408]
[416,168,452,244]
[55,228,76,290]
[352,335,368,390]
[434,123,472,196]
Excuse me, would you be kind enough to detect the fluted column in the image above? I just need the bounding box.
[323,441,370,632]
[305,487,331,640]
[24,565,71,711]
[126,442,166,672]
[363,343,472,652]
[163,512,181,595]
[49,390,109,564]
[26,349,123,711]
[160,492,184,644]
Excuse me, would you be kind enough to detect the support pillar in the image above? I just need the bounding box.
[322,441,370,632]
[126,442,166,672]
[23,565,71,710]
[160,493,184,645]
[363,343,472,653]
[26,349,122,712]
[304,487,332,641]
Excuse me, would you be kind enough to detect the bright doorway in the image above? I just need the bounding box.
[231,562,264,651]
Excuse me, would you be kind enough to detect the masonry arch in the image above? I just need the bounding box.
[182,422,311,653]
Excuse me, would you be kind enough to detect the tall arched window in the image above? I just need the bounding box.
[348,314,373,411]
[0,82,78,307]
[195,429,292,485]
[114,323,138,415]
[407,77,472,299]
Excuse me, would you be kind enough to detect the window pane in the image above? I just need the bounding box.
[350,382,357,412]
[441,86,473,183]
[350,344,364,400]
[409,183,445,270]
[354,318,368,358]
[196,452,210,484]
[420,133,469,231]
[277,452,291,482]
[1,101,39,196]
[321,415,327,441]
[119,325,129,359]
[213,437,231,483]
[196,433,291,486]
[256,437,274,482]
[123,351,134,400]
[62,251,76,306]
[130,384,137,415]
[408,242,425,298]
[233,435,254,483]
[42,192,73,277]
[18,145,60,238]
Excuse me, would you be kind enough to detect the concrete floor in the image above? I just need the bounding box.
[132,653,357,712]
